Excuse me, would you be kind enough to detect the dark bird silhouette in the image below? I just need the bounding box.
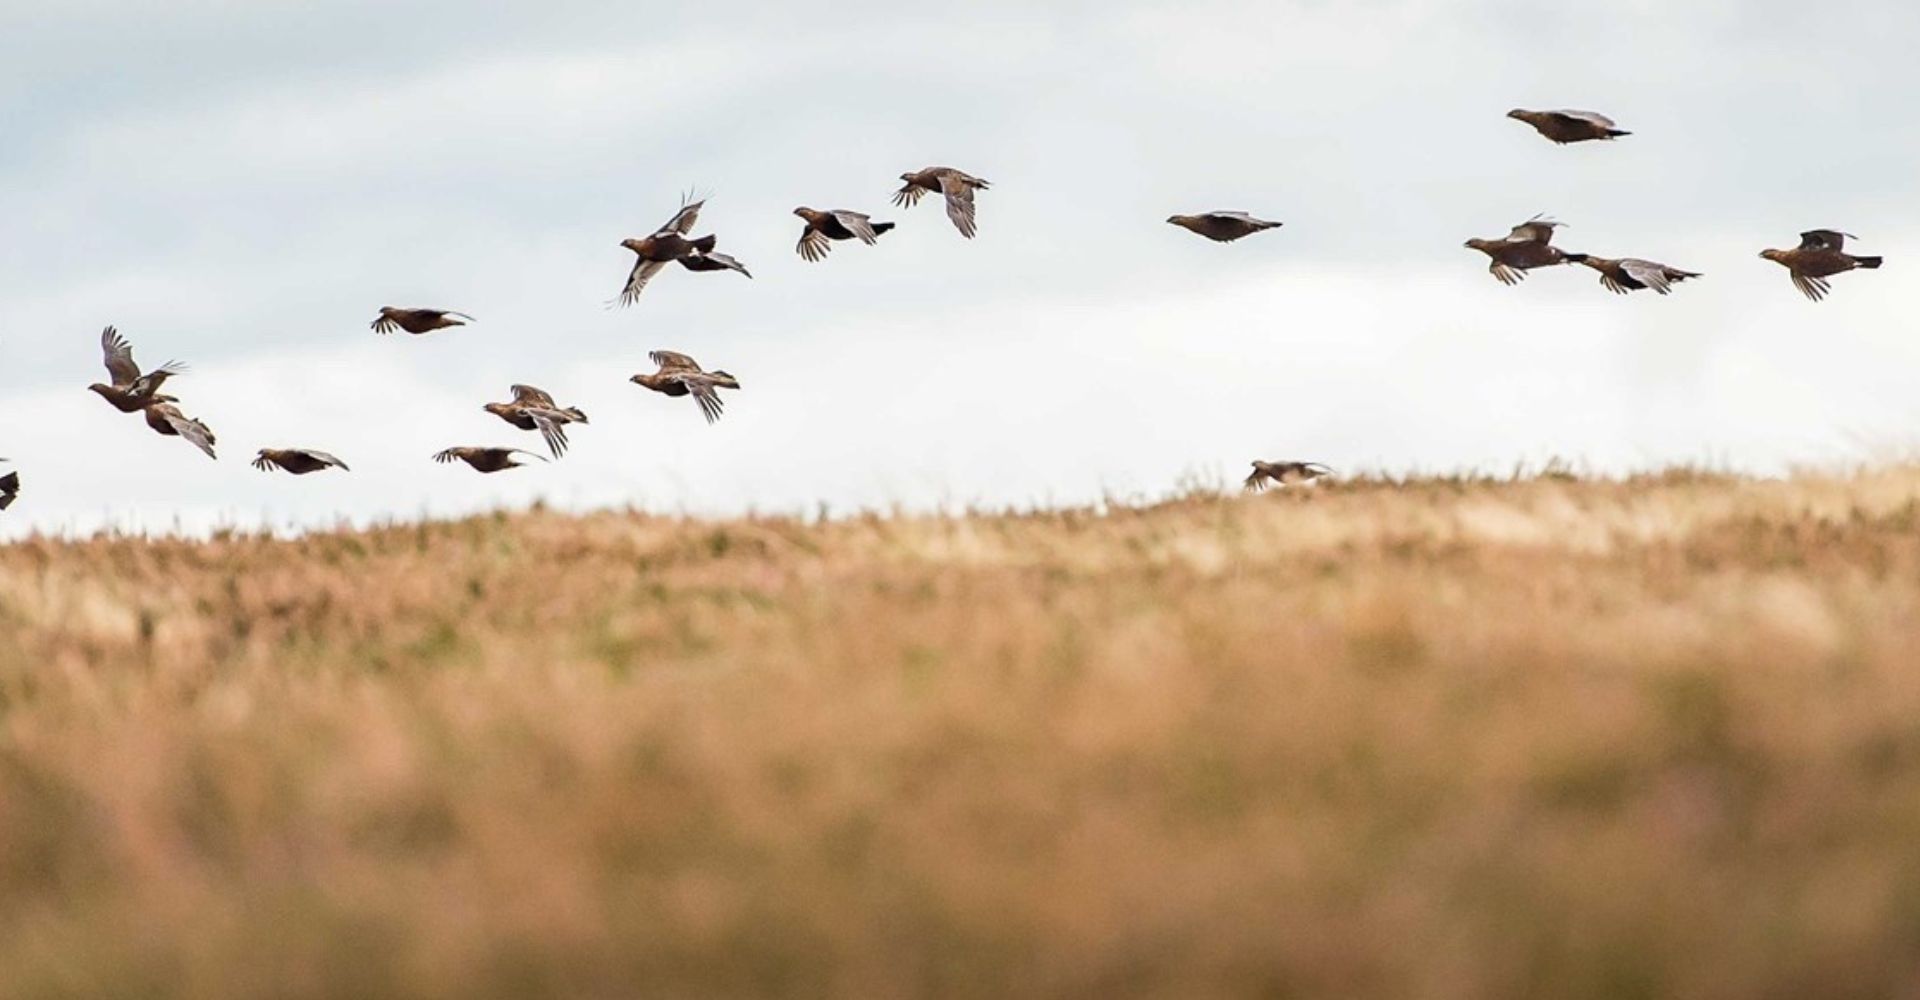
[88,325,186,413]
[483,384,588,458]
[793,207,893,262]
[432,447,547,473]
[1564,255,1702,295]
[1244,461,1333,491]
[893,167,990,238]
[142,402,217,460]
[1166,211,1283,243]
[1506,109,1631,144]
[1760,230,1883,302]
[1464,215,1576,285]
[252,448,350,474]
[372,307,473,335]
[613,196,748,306]
[630,350,740,424]
[0,464,17,512]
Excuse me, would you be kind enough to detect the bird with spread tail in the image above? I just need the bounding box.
[613,196,750,307]
[432,447,547,473]
[1166,211,1283,243]
[1760,230,1883,302]
[371,307,473,336]
[142,402,217,460]
[483,384,589,458]
[793,208,894,262]
[0,463,17,512]
[893,167,991,238]
[1464,215,1576,285]
[1244,461,1334,491]
[630,351,740,424]
[1564,254,1701,296]
[252,448,350,474]
[88,326,186,413]
[1506,109,1631,144]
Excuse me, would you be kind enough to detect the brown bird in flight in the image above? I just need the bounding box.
[1244,461,1333,491]
[142,402,217,460]
[1564,254,1701,296]
[1464,215,1576,285]
[630,350,740,424]
[483,384,589,458]
[88,325,186,413]
[432,447,548,473]
[793,208,894,262]
[252,448,350,475]
[372,307,474,336]
[1760,230,1883,302]
[0,463,17,512]
[893,167,991,238]
[614,196,749,307]
[1506,109,1631,144]
[1166,211,1283,243]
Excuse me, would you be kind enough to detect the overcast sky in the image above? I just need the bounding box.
[3,0,1917,537]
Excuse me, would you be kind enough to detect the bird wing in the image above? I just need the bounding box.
[510,384,558,407]
[524,409,570,458]
[1489,261,1524,286]
[892,181,926,209]
[371,314,400,335]
[101,326,142,386]
[650,349,701,372]
[1505,215,1562,244]
[675,374,727,424]
[1798,230,1853,252]
[939,173,979,238]
[161,410,218,460]
[506,448,550,464]
[432,448,464,465]
[831,211,881,244]
[658,198,705,237]
[300,449,350,471]
[1243,467,1272,492]
[797,226,832,262]
[1548,110,1617,130]
[1618,259,1674,295]
[678,250,753,278]
[615,258,670,308]
[1790,272,1830,302]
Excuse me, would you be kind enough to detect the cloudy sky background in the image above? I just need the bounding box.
[3,0,1917,537]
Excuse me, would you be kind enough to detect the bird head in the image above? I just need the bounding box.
[482,402,512,418]
[1505,109,1528,120]
[87,383,112,397]
[629,373,647,385]
[1463,238,1487,250]
[899,172,915,183]
[793,207,813,220]
[1759,249,1783,262]
[376,306,396,316]
[620,238,645,253]
[1166,215,1186,225]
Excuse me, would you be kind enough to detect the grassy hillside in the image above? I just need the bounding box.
[6,469,1920,999]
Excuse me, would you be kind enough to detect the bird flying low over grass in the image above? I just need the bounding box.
[630,351,739,424]
[88,326,186,413]
[893,167,990,238]
[0,464,17,512]
[1245,461,1333,491]
[252,448,350,474]
[793,208,893,262]
[1760,230,1883,302]
[483,384,588,458]
[614,196,749,307]
[1506,109,1631,144]
[142,402,217,460]
[1564,255,1702,295]
[1166,211,1283,243]
[432,447,547,473]
[1464,215,1577,285]
[371,307,474,336]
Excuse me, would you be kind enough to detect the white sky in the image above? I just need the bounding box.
[3,0,1918,537]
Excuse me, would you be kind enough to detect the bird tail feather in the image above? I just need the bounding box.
[1856,255,1884,269]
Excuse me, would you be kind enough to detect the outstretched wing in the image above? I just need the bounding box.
[1505,215,1562,244]
[892,182,926,209]
[675,374,727,424]
[510,384,558,408]
[1548,109,1617,130]
[162,410,218,460]
[1489,261,1524,286]
[1790,272,1830,302]
[1618,259,1674,295]
[830,211,881,244]
[797,226,832,262]
[678,250,752,278]
[649,349,701,372]
[1798,229,1853,252]
[525,409,570,458]
[615,258,669,308]
[939,173,979,238]
[657,198,705,237]
[101,326,142,386]
[300,449,350,471]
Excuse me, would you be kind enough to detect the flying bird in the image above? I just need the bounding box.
[1244,461,1334,491]
[483,384,589,458]
[1166,211,1283,243]
[893,167,991,238]
[88,325,186,413]
[1464,215,1576,285]
[432,447,547,473]
[0,464,17,512]
[1760,230,1883,302]
[372,307,473,336]
[252,448,350,474]
[613,196,748,307]
[793,208,894,262]
[1506,109,1631,144]
[630,350,740,424]
[1564,255,1702,296]
[142,402,217,460]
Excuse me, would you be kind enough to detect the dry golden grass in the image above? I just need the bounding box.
[7,468,1920,999]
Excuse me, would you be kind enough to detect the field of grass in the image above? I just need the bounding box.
[6,468,1920,998]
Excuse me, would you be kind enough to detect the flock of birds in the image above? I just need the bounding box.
[0,108,1891,514]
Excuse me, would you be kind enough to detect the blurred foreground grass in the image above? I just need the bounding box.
[5,468,1920,999]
